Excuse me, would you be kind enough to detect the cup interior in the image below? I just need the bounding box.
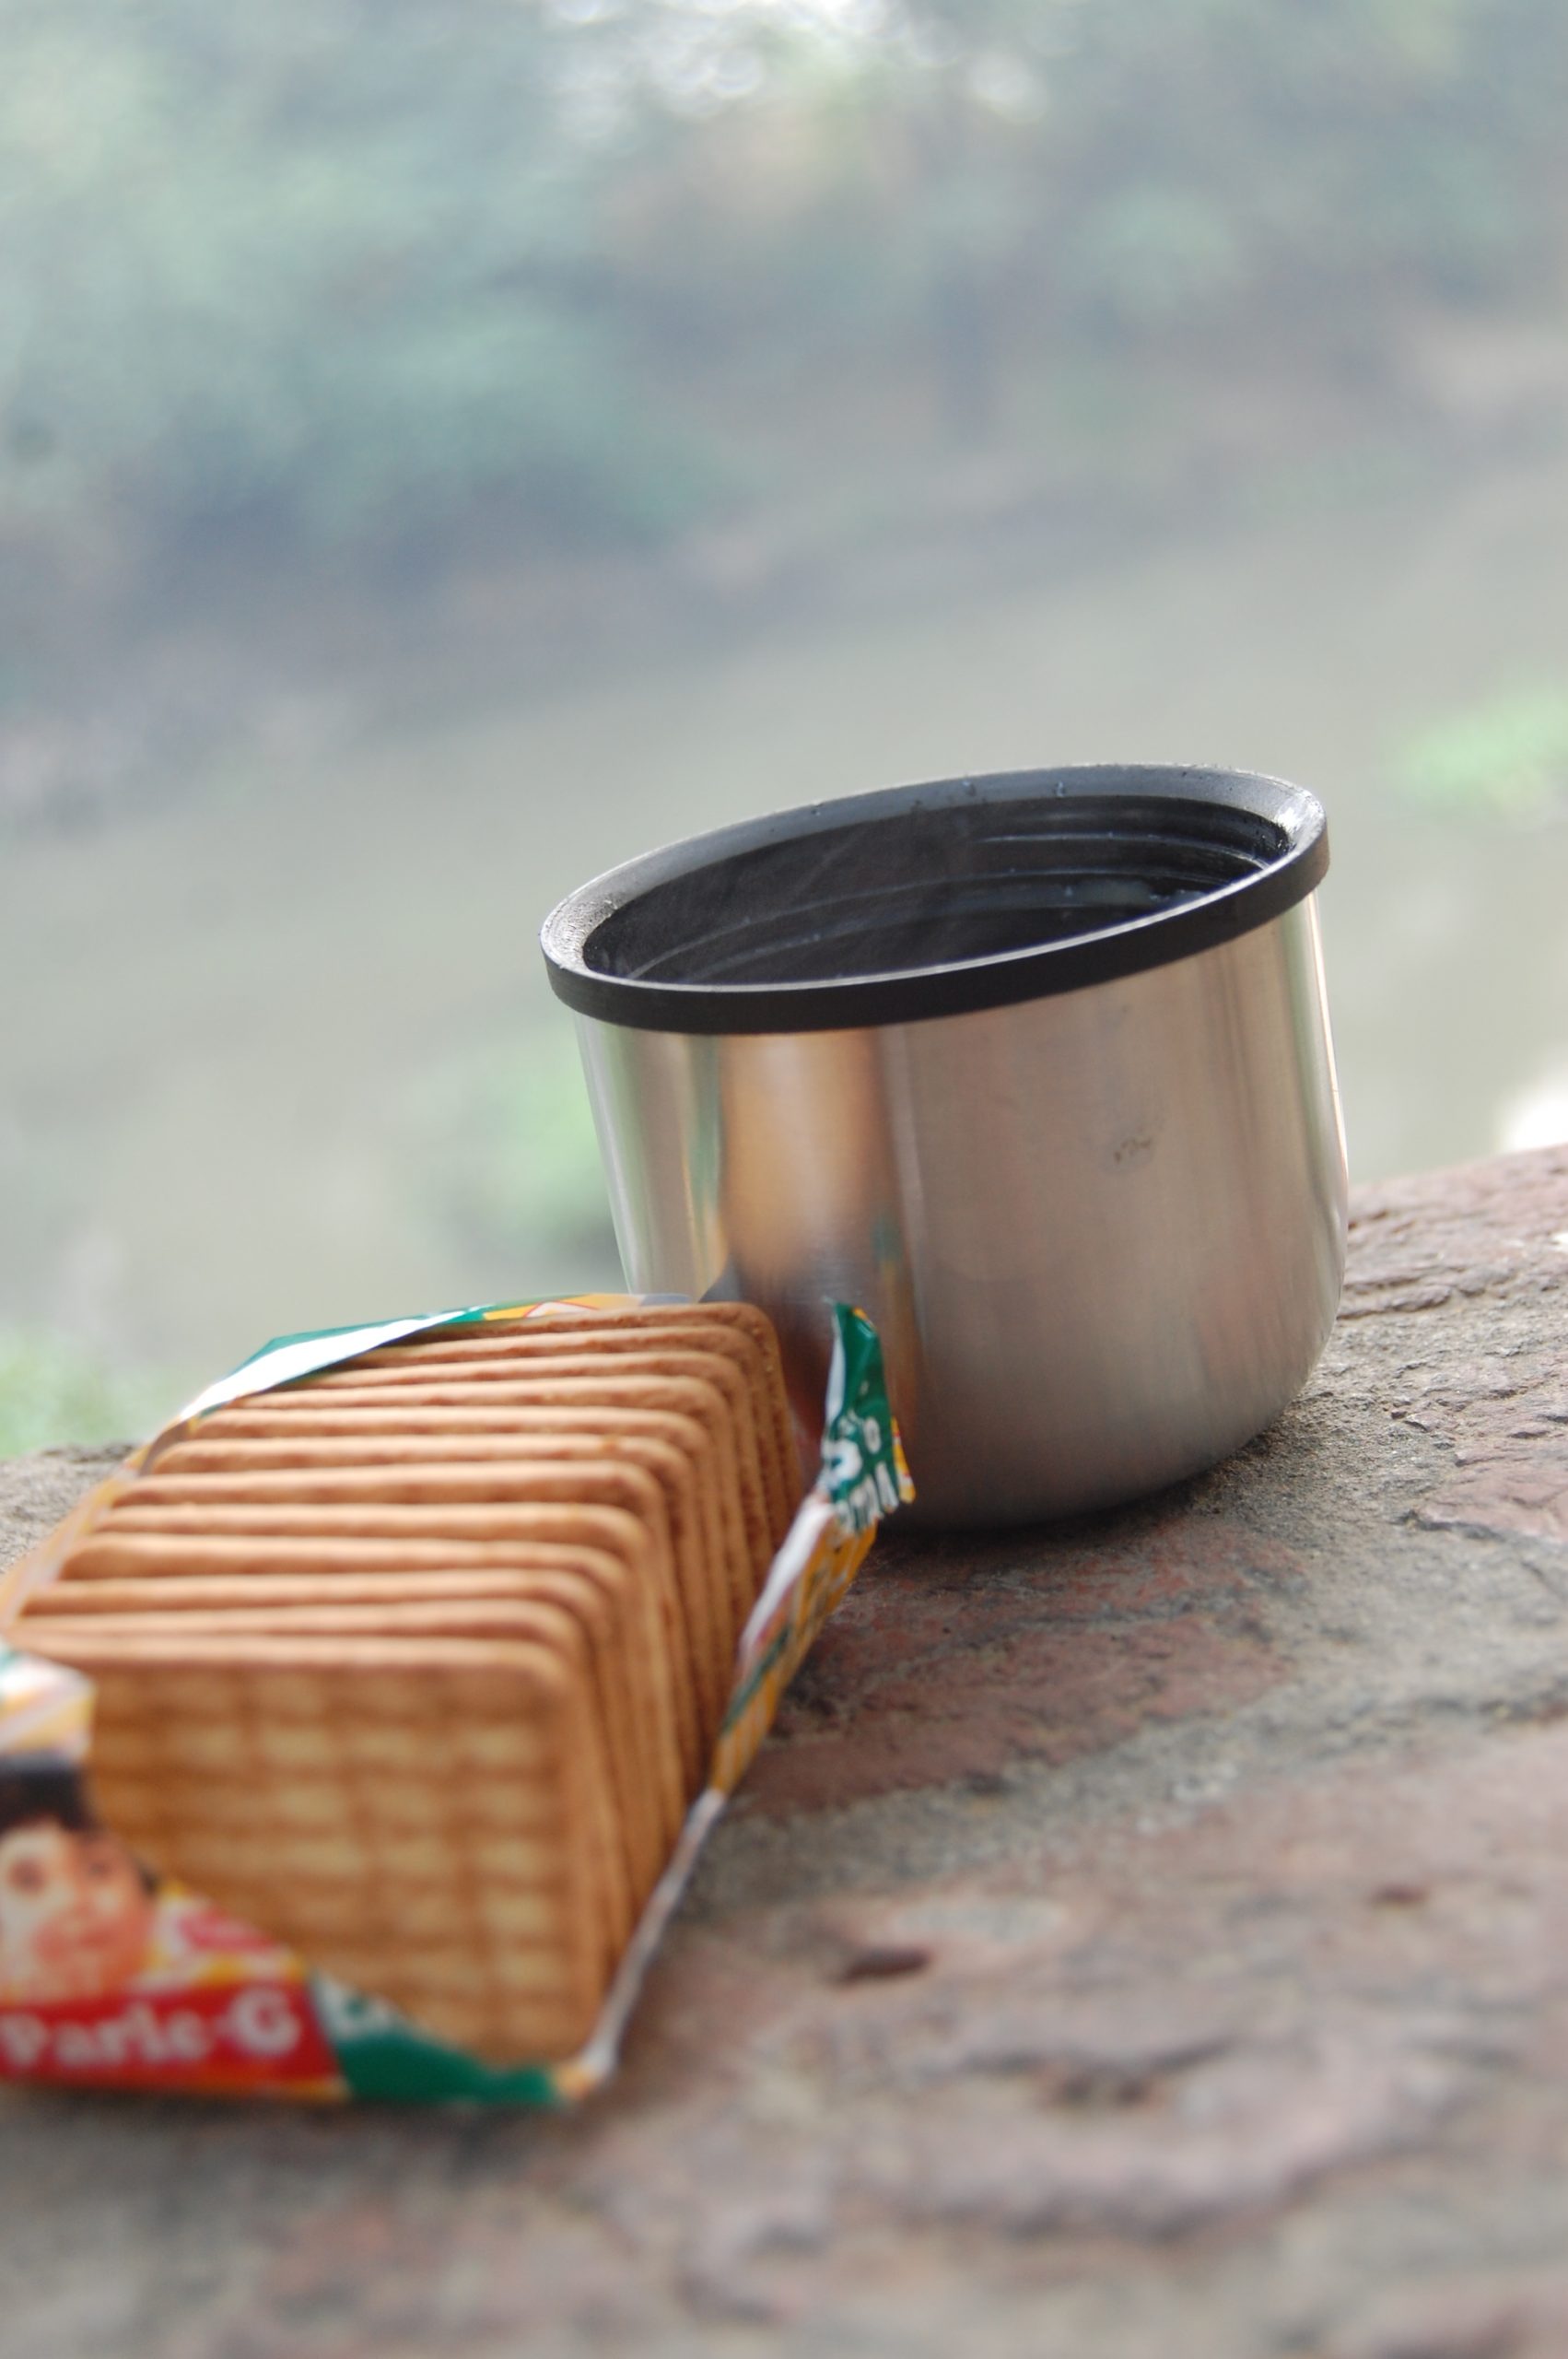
[584,791,1289,987]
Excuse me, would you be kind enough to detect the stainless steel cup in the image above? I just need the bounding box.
[542,764,1347,1524]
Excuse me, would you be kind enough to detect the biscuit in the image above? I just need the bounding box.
[329,1320,801,1543]
[153,1430,731,1741]
[280,1363,775,1613]
[358,1309,802,1534]
[200,1394,748,1661]
[13,1634,619,2062]
[40,1532,685,1882]
[105,1477,706,1793]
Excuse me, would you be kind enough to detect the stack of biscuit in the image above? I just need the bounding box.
[14,1302,802,2063]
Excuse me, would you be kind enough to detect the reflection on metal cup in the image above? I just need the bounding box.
[543,764,1347,1525]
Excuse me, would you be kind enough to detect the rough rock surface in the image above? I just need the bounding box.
[4,1147,1568,2359]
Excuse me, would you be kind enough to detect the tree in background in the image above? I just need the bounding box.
[0,0,709,584]
[2,0,1567,607]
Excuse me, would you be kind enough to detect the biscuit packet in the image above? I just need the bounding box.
[0,1297,909,2102]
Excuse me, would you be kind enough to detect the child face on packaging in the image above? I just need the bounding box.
[0,1820,155,2002]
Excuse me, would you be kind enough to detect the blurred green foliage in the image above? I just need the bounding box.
[1396,684,1568,819]
[4,0,1567,586]
[451,1035,615,1266]
[0,0,716,569]
[0,1330,165,1455]
[405,1029,617,1273]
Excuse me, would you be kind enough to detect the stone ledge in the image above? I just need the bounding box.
[3,1146,1568,2359]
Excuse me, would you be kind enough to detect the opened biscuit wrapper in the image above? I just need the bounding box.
[0,1296,910,2103]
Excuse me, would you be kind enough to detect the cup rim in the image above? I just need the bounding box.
[540,762,1328,1036]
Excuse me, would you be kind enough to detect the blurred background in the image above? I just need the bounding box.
[3,0,1567,1446]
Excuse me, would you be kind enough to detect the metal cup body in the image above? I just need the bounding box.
[572,892,1346,1523]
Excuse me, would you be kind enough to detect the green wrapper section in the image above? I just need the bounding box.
[313,1981,559,2107]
